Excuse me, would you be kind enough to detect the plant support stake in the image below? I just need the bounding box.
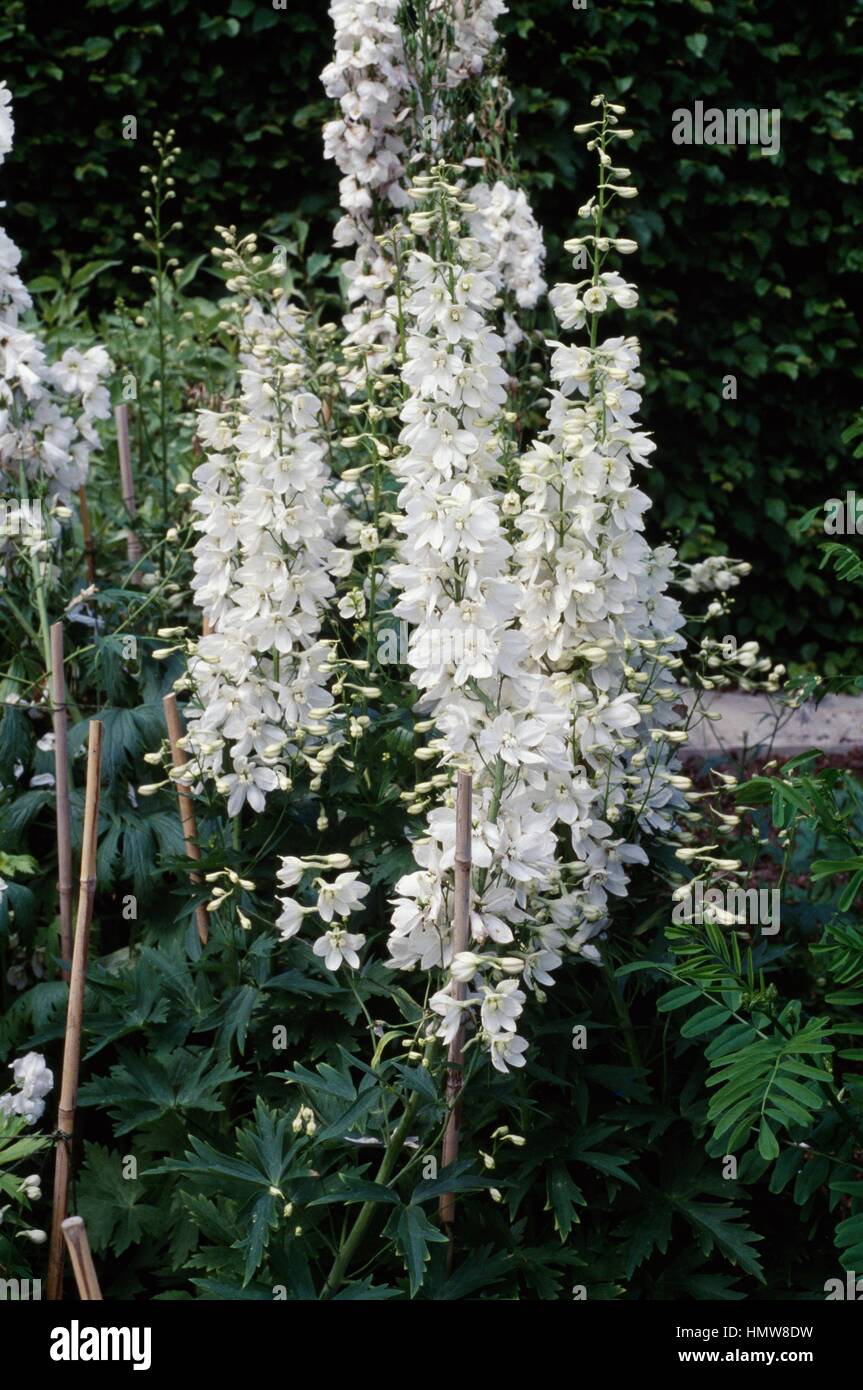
[163,692,209,945]
[50,622,73,981]
[47,719,102,1301]
[61,1216,103,1300]
[439,770,473,1233]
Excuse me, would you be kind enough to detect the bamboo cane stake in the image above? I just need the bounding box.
[77,486,95,584]
[47,719,102,1301]
[61,1216,103,1300]
[50,622,73,982]
[439,771,473,1233]
[163,693,209,946]
[115,403,143,568]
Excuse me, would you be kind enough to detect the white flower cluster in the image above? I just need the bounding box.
[0,83,112,508]
[322,0,409,246]
[379,174,574,1071]
[275,853,369,972]
[185,244,347,817]
[468,180,546,311]
[320,0,546,384]
[430,0,509,87]
[382,143,688,1071]
[321,0,409,378]
[679,554,751,595]
[0,1051,53,1125]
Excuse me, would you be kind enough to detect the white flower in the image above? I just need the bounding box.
[429,987,477,1045]
[479,980,525,1035]
[277,856,309,890]
[275,897,308,941]
[0,1051,53,1125]
[315,872,370,922]
[186,279,339,819]
[18,1228,47,1245]
[488,1032,529,1073]
[312,926,366,971]
[0,86,112,508]
[217,758,280,817]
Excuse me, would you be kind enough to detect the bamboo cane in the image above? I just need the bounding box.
[439,771,473,1233]
[50,622,73,982]
[77,486,95,584]
[61,1216,103,1300]
[163,693,209,946]
[47,719,102,1301]
[115,403,143,568]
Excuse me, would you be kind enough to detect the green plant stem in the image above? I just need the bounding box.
[321,1042,439,1298]
[603,957,644,1074]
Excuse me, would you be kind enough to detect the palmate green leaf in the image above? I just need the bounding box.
[622,1201,674,1278]
[0,980,68,1053]
[393,1204,448,1297]
[0,789,53,842]
[191,1278,273,1300]
[276,1059,357,1103]
[424,1244,516,1301]
[673,1198,765,1281]
[315,1084,382,1142]
[309,1176,400,1208]
[235,1100,302,1188]
[410,1160,494,1205]
[545,1161,585,1241]
[244,1191,279,1285]
[568,1122,639,1190]
[197,983,264,1054]
[79,1048,246,1133]
[332,1280,401,1300]
[77,1144,163,1255]
[153,1138,265,1188]
[84,982,169,1057]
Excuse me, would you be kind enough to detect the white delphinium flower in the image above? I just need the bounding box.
[679,554,751,594]
[313,926,367,972]
[0,1051,53,1125]
[0,83,112,506]
[321,0,409,248]
[274,851,370,972]
[315,872,371,922]
[184,232,342,818]
[467,181,546,310]
[383,169,566,1068]
[512,94,688,895]
[429,0,509,87]
[385,117,689,1073]
[320,0,547,386]
[321,0,410,382]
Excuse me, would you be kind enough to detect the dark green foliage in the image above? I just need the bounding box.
[2,0,861,664]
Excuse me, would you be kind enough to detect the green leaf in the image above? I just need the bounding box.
[77,1144,163,1255]
[757,1118,779,1161]
[394,1205,447,1297]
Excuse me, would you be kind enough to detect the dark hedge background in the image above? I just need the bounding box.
[2,0,861,670]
